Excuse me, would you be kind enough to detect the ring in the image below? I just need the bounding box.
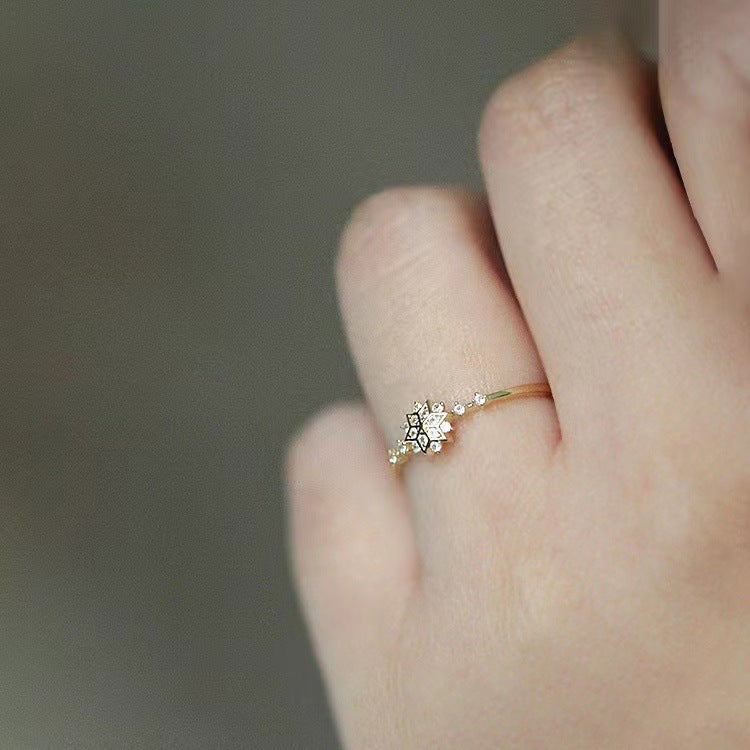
[388,383,552,467]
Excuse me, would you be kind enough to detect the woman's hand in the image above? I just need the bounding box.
[287,5,750,748]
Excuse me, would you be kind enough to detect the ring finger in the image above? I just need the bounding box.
[336,186,558,570]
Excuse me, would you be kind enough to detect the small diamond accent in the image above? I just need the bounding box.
[390,385,549,466]
[401,400,450,455]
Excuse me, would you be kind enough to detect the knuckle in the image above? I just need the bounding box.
[664,4,750,111]
[337,186,478,287]
[480,33,642,160]
[286,402,364,492]
[285,403,367,569]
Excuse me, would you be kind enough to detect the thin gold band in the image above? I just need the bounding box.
[388,383,552,467]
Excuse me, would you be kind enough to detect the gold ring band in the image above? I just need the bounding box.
[388,383,552,467]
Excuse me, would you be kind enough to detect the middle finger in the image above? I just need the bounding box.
[479,34,715,446]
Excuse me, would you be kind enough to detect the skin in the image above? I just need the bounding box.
[286,4,750,748]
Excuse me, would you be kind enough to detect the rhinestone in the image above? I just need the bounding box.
[474,392,487,406]
[453,402,465,416]
[430,441,442,453]
[432,401,444,413]
[389,453,398,464]
[442,421,452,433]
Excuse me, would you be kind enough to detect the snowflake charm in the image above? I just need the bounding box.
[403,400,453,455]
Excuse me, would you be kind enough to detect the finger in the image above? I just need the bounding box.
[286,403,417,709]
[479,34,715,444]
[336,187,557,565]
[337,187,546,434]
[660,0,750,291]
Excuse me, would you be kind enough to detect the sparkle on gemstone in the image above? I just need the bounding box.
[453,402,465,416]
[474,392,487,406]
[400,399,450,455]
[430,441,442,453]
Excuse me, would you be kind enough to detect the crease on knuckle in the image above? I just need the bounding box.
[337,187,474,289]
[480,36,640,159]
[666,7,750,112]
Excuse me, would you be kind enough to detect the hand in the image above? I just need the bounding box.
[286,7,750,749]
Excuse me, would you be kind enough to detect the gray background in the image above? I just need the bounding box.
[0,1,650,748]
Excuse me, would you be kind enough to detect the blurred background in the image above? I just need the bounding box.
[0,1,652,747]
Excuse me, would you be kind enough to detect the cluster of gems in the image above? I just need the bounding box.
[388,392,488,465]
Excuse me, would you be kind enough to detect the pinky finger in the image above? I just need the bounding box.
[285,403,418,704]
